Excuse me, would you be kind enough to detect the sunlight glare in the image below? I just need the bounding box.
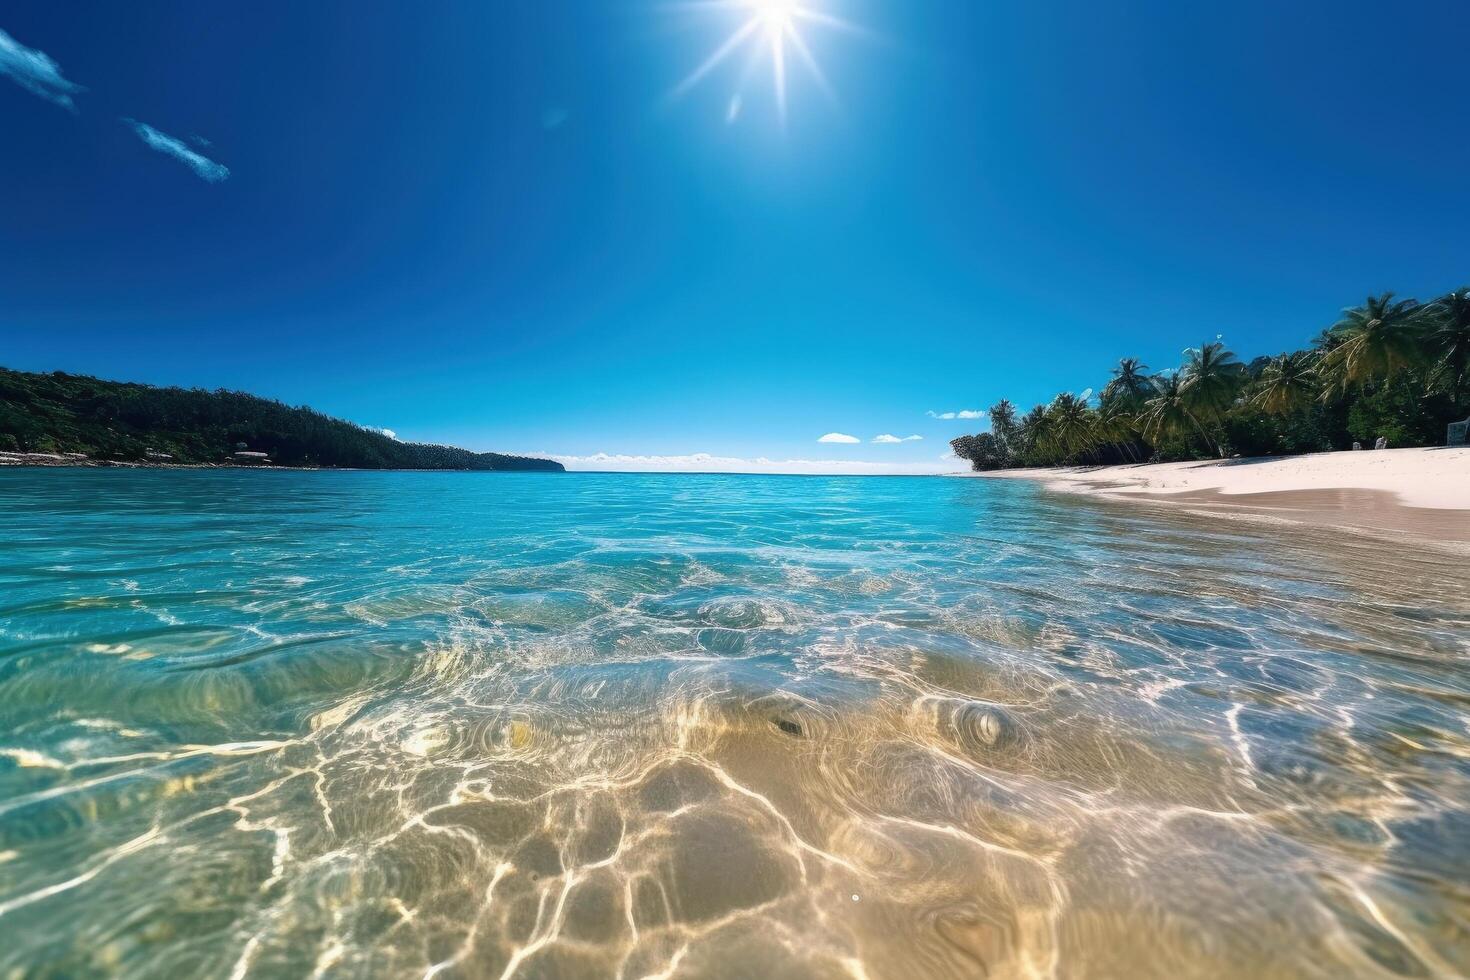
[752,0,797,32]
[669,0,859,126]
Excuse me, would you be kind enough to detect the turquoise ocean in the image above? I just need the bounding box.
[0,469,1466,977]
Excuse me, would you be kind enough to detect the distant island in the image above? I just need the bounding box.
[0,367,564,472]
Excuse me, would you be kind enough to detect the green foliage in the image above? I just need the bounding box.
[1047,393,1096,460]
[1252,351,1319,416]
[1422,287,1470,406]
[1092,398,1143,461]
[1101,358,1156,411]
[1180,342,1245,424]
[1138,374,1205,451]
[0,368,564,472]
[1221,402,1334,457]
[987,399,1018,459]
[1017,404,1059,465]
[1319,293,1427,395]
[950,283,1468,472]
[949,433,1007,470]
[1343,374,1459,448]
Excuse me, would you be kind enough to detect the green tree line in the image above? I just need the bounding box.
[0,368,564,472]
[951,288,1470,470]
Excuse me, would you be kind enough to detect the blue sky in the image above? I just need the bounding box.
[2,1,1467,472]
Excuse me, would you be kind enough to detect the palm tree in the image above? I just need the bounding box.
[1180,341,1245,419]
[988,399,1018,460]
[1175,342,1244,456]
[1101,358,1156,410]
[1048,393,1095,461]
[1017,404,1058,464]
[1422,288,1470,407]
[1139,373,1211,452]
[1252,351,1318,416]
[1092,398,1140,461]
[1318,293,1426,394]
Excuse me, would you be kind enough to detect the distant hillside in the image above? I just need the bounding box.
[0,368,564,472]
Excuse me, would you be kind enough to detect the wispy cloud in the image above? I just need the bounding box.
[926,409,986,420]
[0,27,83,110]
[872,434,923,444]
[124,119,229,183]
[817,432,861,444]
[545,452,958,476]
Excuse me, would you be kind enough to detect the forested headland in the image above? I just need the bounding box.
[0,367,565,472]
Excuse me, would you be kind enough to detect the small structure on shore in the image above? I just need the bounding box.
[1449,417,1470,447]
[233,451,271,464]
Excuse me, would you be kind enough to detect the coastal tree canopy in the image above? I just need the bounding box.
[0,368,564,472]
[951,285,1470,471]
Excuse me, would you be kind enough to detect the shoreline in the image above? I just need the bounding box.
[1,452,290,471]
[961,447,1470,542]
[0,453,558,474]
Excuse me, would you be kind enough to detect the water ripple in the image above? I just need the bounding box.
[0,469,1466,977]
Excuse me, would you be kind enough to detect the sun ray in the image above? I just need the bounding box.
[726,28,769,123]
[671,16,763,97]
[783,24,836,105]
[667,0,859,125]
[791,7,870,37]
[772,26,788,124]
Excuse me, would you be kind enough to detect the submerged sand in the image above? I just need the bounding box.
[4,469,1470,976]
[964,447,1470,543]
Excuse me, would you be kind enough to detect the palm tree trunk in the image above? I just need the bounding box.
[1185,410,1218,457]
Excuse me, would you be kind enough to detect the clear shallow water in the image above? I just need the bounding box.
[0,469,1467,979]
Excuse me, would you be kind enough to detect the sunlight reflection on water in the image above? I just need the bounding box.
[0,469,1466,977]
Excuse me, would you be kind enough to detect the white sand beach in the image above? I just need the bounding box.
[964,447,1470,540]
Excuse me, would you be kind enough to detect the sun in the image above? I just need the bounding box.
[669,0,859,126]
[752,0,797,32]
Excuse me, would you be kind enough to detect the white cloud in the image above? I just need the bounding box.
[376,428,398,441]
[872,434,923,444]
[817,432,861,444]
[544,452,960,476]
[926,409,986,420]
[0,27,83,110]
[124,119,230,183]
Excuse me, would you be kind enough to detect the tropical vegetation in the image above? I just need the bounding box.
[951,287,1470,470]
[0,367,564,471]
